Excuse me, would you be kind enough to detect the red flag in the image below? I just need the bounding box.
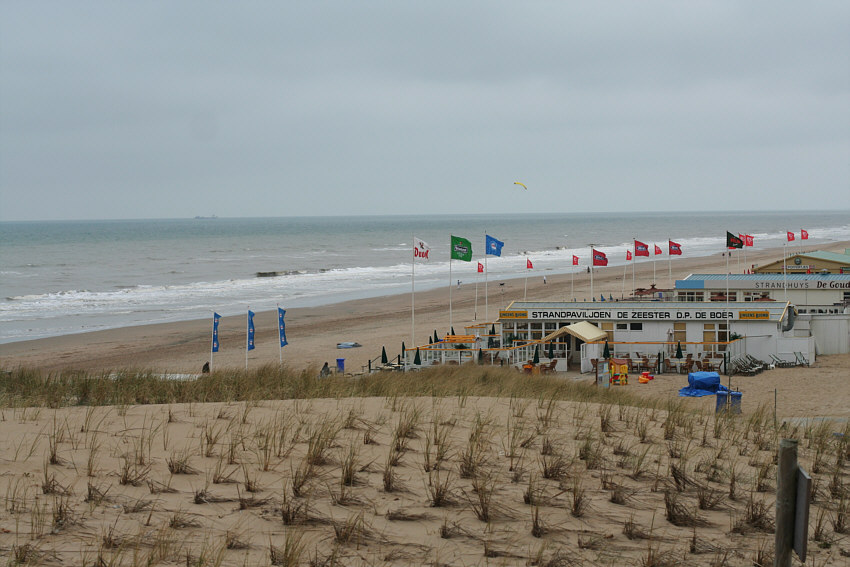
[787,231,795,242]
[477,262,484,273]
[592,249,608,266]
[801,229,808,240]
[807,267,812,274]
[634,240,649,257]
[572,255,579,266]
[654,244,663,255]
[526,258,533,269]
[745,234,754,247]
[668,240,682,255]
[626,250,632,261]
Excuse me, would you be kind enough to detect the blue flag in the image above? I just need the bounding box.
[247,310,255,351]
[278,307,288,347]
[211,312,220,353]
[485,235,504,257]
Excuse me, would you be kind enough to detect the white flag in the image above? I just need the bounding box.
[413,236,430,261]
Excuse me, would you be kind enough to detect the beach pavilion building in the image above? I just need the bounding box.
[752,249,850,275]
[496,300,810,373]
[674,273,850,354]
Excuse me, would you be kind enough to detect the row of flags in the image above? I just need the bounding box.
[211,307,288,354]
[725,229,808,249]
[414,235,685,268]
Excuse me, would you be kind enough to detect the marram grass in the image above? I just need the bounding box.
[0,364,655,409]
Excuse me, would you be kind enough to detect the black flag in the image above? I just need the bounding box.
[726,232,744,249]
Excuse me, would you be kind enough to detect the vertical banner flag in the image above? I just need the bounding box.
[726,232,744,249]
[247,310,255,351]
[485,235,504,256]
[786,231,795,242]
[278,308,288,347]
[626,250,632,261]
[669,240,682,255]
[634,240,649,257]
[654,245,663,255]
[451,235,473,261]
[211,312,221,352]
[477,262,484,273]
[801,229,808,240]
[592,249,608,266]
[572,255,579,265]
[413,236,430,260]
[526,258,533,269]
[744,234,754,247]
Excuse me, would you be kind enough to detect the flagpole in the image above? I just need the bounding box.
[449,253,453,332]
[622,257,627,299]
[277,303,282,367]
[524,257,528,301]
[571,268,574,301]
[632,238,637,297]
[484,233,489,322]
[411,234,415,350]
[783,239,788,301]
[474,261,479,320]
[210,311,215,371]
[588,244,595,300]
[668,248,673,288]
[652,247,657,284]
[245,307,249,371]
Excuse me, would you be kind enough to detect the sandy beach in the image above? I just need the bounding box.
[3,241,848,377]
[1,242,849,566]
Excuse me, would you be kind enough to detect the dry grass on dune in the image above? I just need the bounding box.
[0,364,650,409]
[1,378,849,566]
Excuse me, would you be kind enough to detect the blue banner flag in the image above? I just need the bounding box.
[278,307,288,347]
[247,310,255,351]
[211,312,221,353]
[485,235,504,257]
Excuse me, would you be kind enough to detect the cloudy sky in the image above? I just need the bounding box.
[1,2,848,221]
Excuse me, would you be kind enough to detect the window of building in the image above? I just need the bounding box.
[616,323,628,331]
[673,322,686,343]
[600,322,614,342]
[709,291,737,302]
[677,291,704,302]
[743,291,771,302]
[629,323,643,331]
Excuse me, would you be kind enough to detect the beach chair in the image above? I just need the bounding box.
[794,352,810,367]
[540,360,558,375]
[769,354,795,368]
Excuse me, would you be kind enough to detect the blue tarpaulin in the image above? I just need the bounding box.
[678,371,729,397]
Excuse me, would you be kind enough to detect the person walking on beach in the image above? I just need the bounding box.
[543,276,547,285]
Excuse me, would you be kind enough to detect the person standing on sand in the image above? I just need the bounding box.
[320,362,330,377]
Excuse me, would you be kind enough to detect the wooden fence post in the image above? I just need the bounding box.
[775,438,798,567]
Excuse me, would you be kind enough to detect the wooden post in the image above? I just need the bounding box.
[775,438,798,567]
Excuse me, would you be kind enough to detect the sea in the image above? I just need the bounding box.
[1,211,849,344]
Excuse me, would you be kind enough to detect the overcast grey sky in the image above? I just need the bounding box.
[1,2,848,221]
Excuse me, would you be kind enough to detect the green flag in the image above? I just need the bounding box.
[451,235,473,262]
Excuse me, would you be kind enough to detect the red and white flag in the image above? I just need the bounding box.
[669,240,682,255]
[626,250,632,261]
[526,258,533,269]
[413,236,430,260]
[572,255,579,266]
[634,240,649,257]
[745,234,754,247]
[654,244,663,255]
[801,229,808,240]
[786,231,795,242]
[477,262,484,273]
[592,249,608,266]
